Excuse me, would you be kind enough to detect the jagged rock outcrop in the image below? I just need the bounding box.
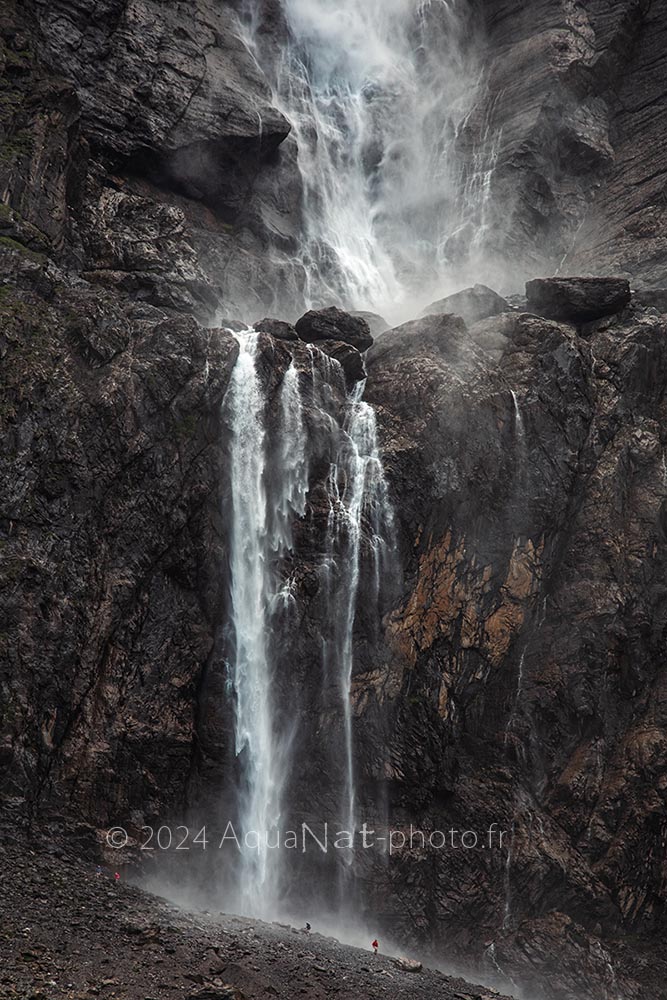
[421,283,510,325]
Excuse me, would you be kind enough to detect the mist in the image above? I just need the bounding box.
[247,0,505,324]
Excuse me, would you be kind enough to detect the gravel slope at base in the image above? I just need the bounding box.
[0,837,513,1000]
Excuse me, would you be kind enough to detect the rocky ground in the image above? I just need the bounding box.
[0,834,512,1000]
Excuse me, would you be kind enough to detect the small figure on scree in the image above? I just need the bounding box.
[372,938,379,955]
[304,922,311,934]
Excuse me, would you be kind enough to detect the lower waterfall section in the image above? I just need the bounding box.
[222,331,395,920]
[323,385,395,845]
[224,333,302,917]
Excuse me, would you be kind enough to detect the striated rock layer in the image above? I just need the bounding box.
[362,300,667,999]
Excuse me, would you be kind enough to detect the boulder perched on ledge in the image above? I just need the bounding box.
[421,283,510,324]
[526,276,631,322]
[295,306,374,351]
[255,318,299,341]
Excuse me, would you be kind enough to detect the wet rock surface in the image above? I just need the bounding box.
[314,339,367,385]
[0,243,238,828]
[295,307,374,352]
[363,297,667,999]
[255,317,299,341]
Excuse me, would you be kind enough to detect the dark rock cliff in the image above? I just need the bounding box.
[3,0,666,322]
[0,242,238,830]
[363,302,667,999]
[464,0,667,291]
[0,0,302,322]
[2,2,667,1000]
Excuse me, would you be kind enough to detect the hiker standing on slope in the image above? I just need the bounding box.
[372,938,379,955]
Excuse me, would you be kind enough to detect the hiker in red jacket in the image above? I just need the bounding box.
[372,938,379,955]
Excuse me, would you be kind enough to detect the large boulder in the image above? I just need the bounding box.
[255,317,299,341]
[526,277,631,323]
[295,306,373,352]
[421,283,510,324]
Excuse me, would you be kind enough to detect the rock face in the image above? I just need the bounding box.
[3,0,667,322]
[3,2,667,1000]
[6,242,667,1000]
[468,0,667,290]
[31,0,290,177]
[362,301,667,1000]
[369,313,468,365]
[421,283,510,324]
[0,242,238,827]
[0,0,303,322]
[295,306,374,352]
[526,276,631,322]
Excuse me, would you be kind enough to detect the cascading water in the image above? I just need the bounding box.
[265,0,486,320]
[226,332,319,916]
[223,332,395,918]
[225,332,299,916]
[324,383,395,840]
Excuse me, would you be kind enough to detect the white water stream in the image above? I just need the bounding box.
[267,0,488,320]
[224,333,394,916]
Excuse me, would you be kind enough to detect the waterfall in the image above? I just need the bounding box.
[324,384,395,838]
[504,647,526,753]
[502,819,516,930]
[224,333,395,917]
[265,0,483,320]
[510,390,524,440]
[225,333,310,917]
